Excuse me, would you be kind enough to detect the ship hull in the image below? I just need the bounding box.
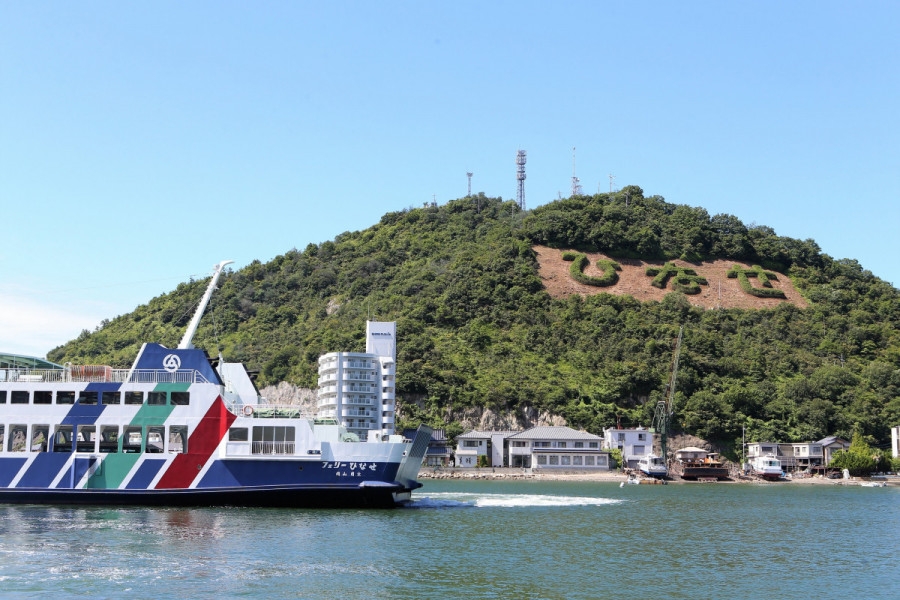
[0,481,419,509]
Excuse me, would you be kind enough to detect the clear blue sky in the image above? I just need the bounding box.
[2,1,898,358]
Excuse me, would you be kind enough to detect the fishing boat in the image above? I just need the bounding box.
[636,454,667,478]
[0,261,430,508]
[749,454,783,480]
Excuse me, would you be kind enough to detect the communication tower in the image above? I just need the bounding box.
[571,146,582,197]
[516,150,527,210]
[467,172,473,197]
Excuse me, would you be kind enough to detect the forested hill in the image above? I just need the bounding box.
[48,188,900,448]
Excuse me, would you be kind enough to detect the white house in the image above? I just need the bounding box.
[602,427,654,468]
[506,427,610,470]
[454,430,520,467]
[316,321,397,439]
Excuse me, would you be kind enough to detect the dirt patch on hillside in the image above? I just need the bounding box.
[533,245,808,310]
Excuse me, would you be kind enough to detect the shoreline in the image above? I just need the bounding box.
[418,468,899,486]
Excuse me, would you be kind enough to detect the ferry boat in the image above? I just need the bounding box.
[636,454,667,478]
[0,261,430,508]
[749,454,783,480]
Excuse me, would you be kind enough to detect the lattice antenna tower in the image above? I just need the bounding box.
[516,150,527,210]
[571,146,582,197]
[466,172,473,197]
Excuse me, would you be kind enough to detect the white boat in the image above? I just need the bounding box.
[637,454,667,478]
[0,261,430,508]
[749,454,782,480]
[860,481,887,487]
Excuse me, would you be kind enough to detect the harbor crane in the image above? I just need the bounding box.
[653,325,683,466]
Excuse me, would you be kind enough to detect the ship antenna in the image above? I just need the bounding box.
[178,260,234,350]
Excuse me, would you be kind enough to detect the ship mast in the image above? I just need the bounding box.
[178,260,234,350]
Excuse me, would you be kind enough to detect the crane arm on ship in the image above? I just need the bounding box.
[178,260,234,350]
[653,325,683,465]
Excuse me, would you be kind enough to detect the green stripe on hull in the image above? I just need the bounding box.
[85,385,185,489]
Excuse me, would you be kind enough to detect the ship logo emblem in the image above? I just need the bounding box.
[163,354,182,373]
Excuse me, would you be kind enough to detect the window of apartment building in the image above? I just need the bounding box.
[534,441,550,448]
[463,440,480,447]
[638,433,646,441]
[574,442,584,448]
[561,456,571,466]
[617,433,625,442]
[585,456,595,466]
[589,442,598,448]
[573,456,583,466]
[548,456,559,465]
[634,445,645,455]
[537,455,547,465]
[556,442,567,448]
[511,441,527,447]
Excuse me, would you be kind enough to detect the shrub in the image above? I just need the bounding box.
[645,262,707,294]
[727,265,787,299]
[562,252,621,287]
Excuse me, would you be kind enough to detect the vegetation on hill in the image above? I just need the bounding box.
[48,189,900,448]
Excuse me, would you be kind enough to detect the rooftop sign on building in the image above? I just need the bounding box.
[365,321,396,360]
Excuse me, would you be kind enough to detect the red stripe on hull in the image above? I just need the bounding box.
[155,396,236,490]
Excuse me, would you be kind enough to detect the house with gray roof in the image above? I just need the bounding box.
[506,426,610,470]
[817,436,851,465]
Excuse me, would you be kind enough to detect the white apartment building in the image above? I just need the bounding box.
[891,426,899,459]
[316,321,397,439]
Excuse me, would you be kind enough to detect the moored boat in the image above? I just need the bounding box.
[675,447,729,480]
[637,454,667,478]
[749,454,783,480]
[0,261,430,508]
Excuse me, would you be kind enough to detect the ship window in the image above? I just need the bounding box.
[168,426,188,453]
[123,426,143,453]
[124,391,144,405]
[100,426,119,453]
[102,391,121,405]
[252,426,295,455]
[57,391,76,404]
[8,425,27,451]
[11,391,28,404]
[34,391,52,405]
[585,456,595,466]
[228,427,249,442]
[573,456,583,465]
[0,390,5,403]
[170,392,190,406]
[53,426,74,452]
[0,425,4,449]
[147,392,166,406]
[31,425,49,452]
[76,425,96,452]
[147,426,164,453]
[78,391,98,405]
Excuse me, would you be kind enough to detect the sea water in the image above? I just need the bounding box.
[0,480,897,599]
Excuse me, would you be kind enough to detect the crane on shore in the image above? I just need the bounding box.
[653,325,683,466]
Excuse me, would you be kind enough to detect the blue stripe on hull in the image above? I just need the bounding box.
[197,459,401,488]
[17,453,71,488]
[55,457,97,489]
[0,458,28,487]
[126,459,166,489]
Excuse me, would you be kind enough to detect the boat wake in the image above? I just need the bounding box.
[407,492,623,509]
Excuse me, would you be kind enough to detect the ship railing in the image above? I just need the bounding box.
[0,367,209,384]
[250,441,296,455]
[234,404,317,420]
